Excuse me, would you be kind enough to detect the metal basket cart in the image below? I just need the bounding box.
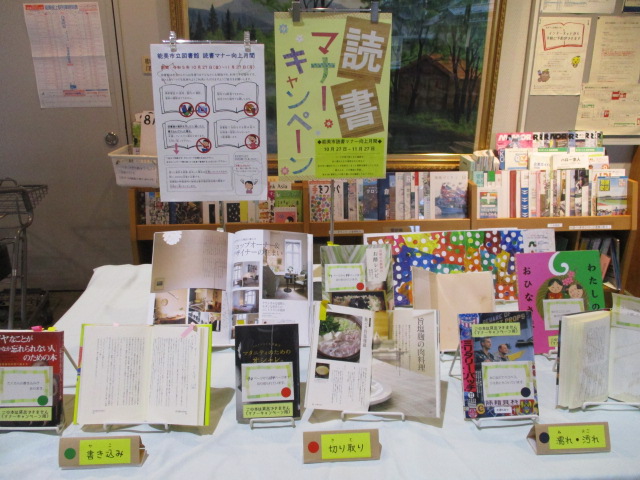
[0,178,48,329]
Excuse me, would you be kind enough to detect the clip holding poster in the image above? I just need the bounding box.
[527,423,610,455]
[303,429,381,463]
[59,436,148,468]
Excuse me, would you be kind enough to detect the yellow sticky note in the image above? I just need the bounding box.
[548,425,607,450]
[78,438,132,465]
[319,300,329,320]
[548,336,559,348]
[320,432,372,459]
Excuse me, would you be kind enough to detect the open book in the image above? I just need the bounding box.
[557,293,640,409]
[74,324,211,427]
[0,330,64,430]
[149,229,313,346]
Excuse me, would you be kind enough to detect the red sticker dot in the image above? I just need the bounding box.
[356,282,365,290]
[281,387,291,398]
[308,441,319,453]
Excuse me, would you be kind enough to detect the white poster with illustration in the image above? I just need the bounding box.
[150,43,267,201]
[530,17,590,96]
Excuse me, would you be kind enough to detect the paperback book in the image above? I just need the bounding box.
[0,330,64,430]
[459,311,538,420]
[235,324,300,423]
[557,293,640,409]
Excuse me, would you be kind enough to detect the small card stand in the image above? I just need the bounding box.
[581,401,640,411]
[249,417,296,429]
[101,423,170,433]
[471,414,538,429]
[341,410,405,422]
[0,421,65,434]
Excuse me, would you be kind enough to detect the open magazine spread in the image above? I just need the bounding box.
[305,303,374,412]
[459,311,538,420]
[149,229,313,346]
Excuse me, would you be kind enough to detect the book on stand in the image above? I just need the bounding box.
[74,324,212,426]
[0,329,64,430]
[235,324,300,423]
[459,311,538,420]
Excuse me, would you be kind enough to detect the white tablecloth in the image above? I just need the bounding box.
[1,264,638,479]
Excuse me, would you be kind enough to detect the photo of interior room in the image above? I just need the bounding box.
[153,289,188,324]
[232,262,260,288]
[261,231,309,300]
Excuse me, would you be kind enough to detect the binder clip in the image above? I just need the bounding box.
[291,0,301,23]
[169,31,177,53]
[371,1,379,24]
[244,31,251,53]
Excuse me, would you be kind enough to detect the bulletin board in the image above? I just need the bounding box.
[519,0,640,144]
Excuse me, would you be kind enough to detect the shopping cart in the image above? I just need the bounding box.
[0,178,48,329]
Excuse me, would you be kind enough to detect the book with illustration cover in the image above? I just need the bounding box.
[235,324,300,423]
[308,180,332,222]
[515,250,604,354]
[0,330,64,430]
[274,188,303,222]
[458,311,538,420]
[429,171,468,219]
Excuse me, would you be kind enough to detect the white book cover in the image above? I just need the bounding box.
[503,148,530,170]
[552,152,590,170]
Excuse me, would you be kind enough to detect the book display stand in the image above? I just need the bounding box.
[581,401,640,411]
[471,414,539,429]
[341,410,405,422]
[250,417,296,429]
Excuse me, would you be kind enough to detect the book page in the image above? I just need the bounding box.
[559,312,611,409]
[147,326,209,426]
[76,326,149,425]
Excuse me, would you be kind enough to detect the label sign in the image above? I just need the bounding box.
[527,423,610,455]
[79,438,132,465]
[303,429,381,463]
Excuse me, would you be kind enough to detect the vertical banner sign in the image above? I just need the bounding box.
[274,12,392,180]
[150,44,268,202]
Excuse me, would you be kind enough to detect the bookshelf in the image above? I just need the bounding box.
[127,161,637,295]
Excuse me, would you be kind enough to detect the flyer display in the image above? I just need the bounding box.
[150,43,268,202]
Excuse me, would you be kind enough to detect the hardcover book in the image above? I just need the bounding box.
[235,324,300,423]
[459,311,538,420]
[74,324,212,427]
[0,330,64,430]
[429,171,468,219]
[515,250,605,354]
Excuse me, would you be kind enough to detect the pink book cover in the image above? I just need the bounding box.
[515,250,605,354]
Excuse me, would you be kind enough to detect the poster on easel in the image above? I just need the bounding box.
[150,41,267,202]
[274,11,392,180]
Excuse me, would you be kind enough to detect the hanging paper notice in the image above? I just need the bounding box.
[274,12,392,180]
[150,43,268,202]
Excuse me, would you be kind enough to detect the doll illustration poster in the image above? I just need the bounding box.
[150,43,267,202]
[274,12,392,180]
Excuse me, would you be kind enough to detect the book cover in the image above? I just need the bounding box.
[320,243,393,339]
[362,178,379,221]
[273,207,297,223]
[495,132,533,169]
[478,187,499,219]
[235,324,300,423]
[429,171,468,219]
[515,250,605,354]
[170,201,203,224]
[459,311,538,420]
[377,175,390,221]
[274,189,303,222]
[0,330,64,429]
[308,180,332,222]
[596,176,628,216]
[145,191,169,225]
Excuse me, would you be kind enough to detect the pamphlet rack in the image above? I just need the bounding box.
[0,178,48,328]
[249,417,296,429]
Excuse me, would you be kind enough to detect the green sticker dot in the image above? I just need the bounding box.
[37,395,48,406]
[64,448,76,460]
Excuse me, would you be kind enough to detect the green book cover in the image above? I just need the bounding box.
[274,189,303,222]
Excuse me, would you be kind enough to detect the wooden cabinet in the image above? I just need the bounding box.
[128,178,637,294]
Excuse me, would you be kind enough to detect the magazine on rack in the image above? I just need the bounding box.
[459,311,538,420]
[148,229,313,346]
